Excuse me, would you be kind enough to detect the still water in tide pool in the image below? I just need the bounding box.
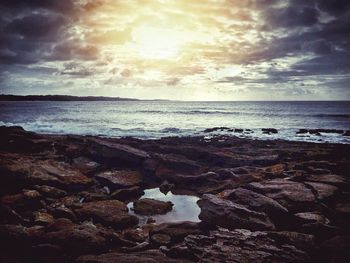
[127,188,201,225]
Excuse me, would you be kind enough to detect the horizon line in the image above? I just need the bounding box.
[0,94,349,102]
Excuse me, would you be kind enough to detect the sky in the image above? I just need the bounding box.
[0,0,350,101]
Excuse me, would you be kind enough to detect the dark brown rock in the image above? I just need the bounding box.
[167,228,309,262]
[33,211,55,225]
[88,138,150,165]
[76,250,190,263]
[111,186,144,201]
[150,221,202,245]
[95,170,142,189]
[133,198,173,215]
[247,179,316,212]
[75,200,138,229]
[219,187,289,216]
[305,182,338,200]
[72,156,100,174]
[198,194,276,231]
[34,185,67,198]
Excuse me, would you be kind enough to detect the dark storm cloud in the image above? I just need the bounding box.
[0,0,75,13]
[264,6,319,28]
[0,0,80,66]
[4,14,66,40]
[0,0,349,99]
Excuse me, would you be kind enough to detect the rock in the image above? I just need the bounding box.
[150,221,202,245]
[219,187,289,216]
[155,153,201,176]
[247,179,316,212]
[111,186,144,201]
[34,185,67,198]
[335,202,350,215]
[133,198,173,215]
[50,206,77,221]
[167,228,309,262]
[79,191,110,202]
[296,129,308,134]
[294,211,329,225]
[305,174,348,187]
[267,231,316,251]
[0,126,51,153]
[72,156,100,174]
[304,182,338,200]
[77,250,189,263]
[203,127,230,133]
[1,189,43,212]
[198,194,276,231]
[159,181,174,194]
[123,228,148,243]
[34,211,55,225]
[44,223,112,254]
[75,200,138,229]
[88,138,150,165]
[343,130,350,136]
[262,128,278,134]
[151,233,171,246]
[1,157,92,190]
[30,160,93,189]
[301,222,340,240]
[95,170,142,189]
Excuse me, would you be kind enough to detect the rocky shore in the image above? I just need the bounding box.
[1,126,349,263]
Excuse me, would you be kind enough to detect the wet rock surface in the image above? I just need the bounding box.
[133,198,173,215]
[0,126,349,262]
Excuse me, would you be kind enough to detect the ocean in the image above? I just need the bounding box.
[1,101,350,144]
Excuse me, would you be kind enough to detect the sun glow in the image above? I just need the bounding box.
[131,25,184,60]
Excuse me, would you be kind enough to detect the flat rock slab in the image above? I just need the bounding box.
[77,250,190,263]
[167,228,309,262]
[247,179,316,212]
[198,194,276,231]
[305,182,338,200]
[133,198,173,215]
[95,170,142,189]
[75,200,138,229]
[1,157,92,190]
[88,138,150,165]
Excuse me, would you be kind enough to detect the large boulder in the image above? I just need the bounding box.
[198,194,276,231]
[75,200,138,229]
[246,179,316,212]
[133,198,173,215]
[88,138,150,166]
[219,187,289,216]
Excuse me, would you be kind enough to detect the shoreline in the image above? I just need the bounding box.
[1,126,350,262]
[1,124,349,145]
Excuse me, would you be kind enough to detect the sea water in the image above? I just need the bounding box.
[1,100,350,143]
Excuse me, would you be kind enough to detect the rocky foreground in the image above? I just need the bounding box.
[1,126,350,263]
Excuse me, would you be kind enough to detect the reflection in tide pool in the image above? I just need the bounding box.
[127,188,201,225]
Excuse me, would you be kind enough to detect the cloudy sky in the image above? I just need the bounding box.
[0,0,349,100]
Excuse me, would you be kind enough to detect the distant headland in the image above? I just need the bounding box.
[0,94,140,101]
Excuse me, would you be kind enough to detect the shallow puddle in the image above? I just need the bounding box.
[127,188,201,225]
